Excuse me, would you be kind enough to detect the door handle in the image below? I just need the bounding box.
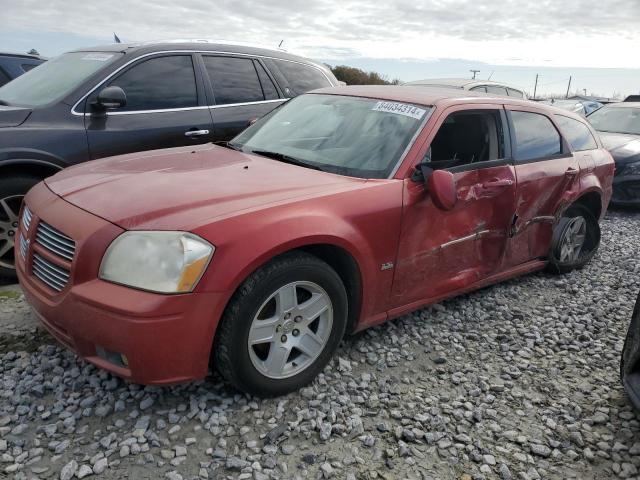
[482,178,513,188]
[185,129,210,138]
[565,167,579,177]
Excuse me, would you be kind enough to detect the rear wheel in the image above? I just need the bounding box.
[213,252,348,396]
[547,204,600,274]
[0,175,41,281]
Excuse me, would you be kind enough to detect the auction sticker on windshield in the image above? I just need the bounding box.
[81,53,115,62]
[372,101,426,120]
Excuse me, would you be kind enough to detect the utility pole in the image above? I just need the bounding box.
[470,69,480,79]
[565,76,572,99]
[533,74,539,99]
[583,88,587,96]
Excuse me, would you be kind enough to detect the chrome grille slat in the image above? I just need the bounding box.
[19,233,28,260]
[32,257,68,292]
[35,221,76,262]
[22,206,33,231]
[34,233,75,260]
[38,222,74,244]
[33,255,70,282]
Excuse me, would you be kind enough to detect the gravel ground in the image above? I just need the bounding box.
[1,209,639,480]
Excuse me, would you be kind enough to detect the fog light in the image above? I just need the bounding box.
[96,346,128,368]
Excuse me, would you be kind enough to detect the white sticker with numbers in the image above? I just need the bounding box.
[81,53,114,62]
[372,101,426,120]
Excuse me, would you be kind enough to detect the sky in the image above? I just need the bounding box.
[2,0,639,97]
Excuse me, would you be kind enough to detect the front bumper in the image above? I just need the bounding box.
[17,182,229,385]
[611,174,640,207]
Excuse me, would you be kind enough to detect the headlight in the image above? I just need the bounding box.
[99,232,214,293]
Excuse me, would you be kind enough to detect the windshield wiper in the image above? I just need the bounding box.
[249,149,324,171]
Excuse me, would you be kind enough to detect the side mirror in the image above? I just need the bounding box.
[93,86,127,110]
[427,169,457,211]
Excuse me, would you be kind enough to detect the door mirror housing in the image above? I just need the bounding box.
[93,86,127,110]
[427,169,458,211]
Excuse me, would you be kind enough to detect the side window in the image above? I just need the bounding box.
[108,55,198,111]
[424,110,504,169]
[485,85,509,96]
[0,68,10,87]
[555,115,598,151]
[470,86,487,93]
[272,60,330,95]
[511,111,562,162]
[507,87,524,98]
[255,62,279,100]
[22,64,38,73]
[203,56,264,105]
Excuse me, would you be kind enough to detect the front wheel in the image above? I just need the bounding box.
[0,175,42,281]
[213,252,348,396]
[547,204,600,274]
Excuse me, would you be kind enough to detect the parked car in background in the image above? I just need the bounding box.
[0,40,339,279]
[0,52,45,87]
[541,99,602,117]
[587,102,640,206]
[16,86,613,395]
[404,78,527,98]
[621,290,640,409]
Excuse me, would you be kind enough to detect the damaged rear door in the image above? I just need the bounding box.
[505,107,580,266]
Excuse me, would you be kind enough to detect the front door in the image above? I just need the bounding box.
[85,54,214,159]
[391,105,517,308]
[505,107,580,266]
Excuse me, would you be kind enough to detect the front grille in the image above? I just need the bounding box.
[22,206,33,231]
[19,233,28,260]
[35,221,76,261]
[32,253,70,292]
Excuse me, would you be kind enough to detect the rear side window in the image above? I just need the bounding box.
[470,86,487,93]
[272,60,330,95]
[555,115,598,151]
[204,56,264,105]
[109,55,198,111]
[511,111,562,161]
[507,88,524,98]
[0,68,10,87]
[255,62,279,100]
[21,64,38,72]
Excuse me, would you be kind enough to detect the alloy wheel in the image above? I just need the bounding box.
[559,216,587,263]
[0,195,23,270]
[248,281,333,379]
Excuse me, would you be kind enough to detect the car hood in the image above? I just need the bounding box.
[598,132,640,162]
[0,105,32,128]
[45,144,365,231]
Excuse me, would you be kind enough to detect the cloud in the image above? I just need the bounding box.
[3,0,640,67]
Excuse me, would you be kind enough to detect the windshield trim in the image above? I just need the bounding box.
[388,106,434,178]
[70,49,333,115]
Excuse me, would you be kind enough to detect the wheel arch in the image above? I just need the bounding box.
[0,158,64,180]
[569,189,603,220]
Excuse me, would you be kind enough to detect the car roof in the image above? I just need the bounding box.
[69,40,325,67]
[404,78,522,91]
[311,85,522,106]
[601,102,640,108]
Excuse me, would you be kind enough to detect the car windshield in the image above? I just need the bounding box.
[0,51,121,107]
[231,94,430,179]
[588,106,640,135]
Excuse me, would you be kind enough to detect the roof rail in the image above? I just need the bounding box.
[136,39,288,52]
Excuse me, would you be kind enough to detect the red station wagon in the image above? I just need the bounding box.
[16,86,614,395]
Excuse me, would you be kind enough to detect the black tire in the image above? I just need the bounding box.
[621,291,640,409]
[547,204,600,274]
[213,251,348,396]
[0,174,42,281]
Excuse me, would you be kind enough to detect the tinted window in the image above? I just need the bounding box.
[0,68,10,87]
[555,115,597,151]
[273,60,330,95]
[470,86,487,93]
[507,88,524,98]
[511,111,562,161]
[485,85,508,96]
[21,64,38,72]
[109,55,197,111]
[588,106,640,135]
[204,56,264,105]
[255,62,279,100]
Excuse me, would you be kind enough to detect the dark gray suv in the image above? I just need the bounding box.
[0,41,339,279]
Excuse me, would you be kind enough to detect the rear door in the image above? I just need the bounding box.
[201,55,286,143]
[85,54,214,159]
[506,107,579,266]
